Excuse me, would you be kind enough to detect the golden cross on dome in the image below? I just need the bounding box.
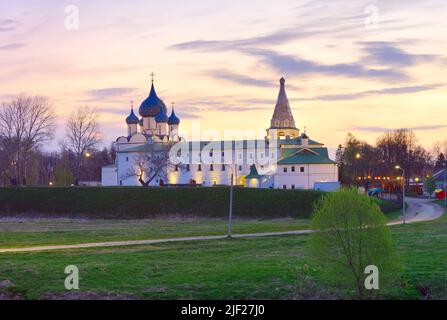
[130,100,134,109]
[150,72,155,83]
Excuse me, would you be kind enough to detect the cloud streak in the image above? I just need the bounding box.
[0,43,26,50]
[352,125,447,133]
[86,87,136,100]
[303,84,443,101]
[172,34,437,82]
[202,70,275,88]
[169,25,351,52]
[0,19,21,32]
[361,41,438,67]
[241,48,407,81]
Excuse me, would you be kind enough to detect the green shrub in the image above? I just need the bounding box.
[377,199,402,213]
[0,187,324,219]
[308,188,396,298]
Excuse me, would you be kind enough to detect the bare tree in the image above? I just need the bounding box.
[434,140,447,156]
[376,129,430,187]
[0,95,55,185]
[121,144,184,187]
[122,152,168,187]
[64,106,102,184]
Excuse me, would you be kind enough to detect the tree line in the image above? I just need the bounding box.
[336,129,447,191]
[0,95,115,186]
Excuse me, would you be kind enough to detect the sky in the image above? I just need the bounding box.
[1,0,447,154]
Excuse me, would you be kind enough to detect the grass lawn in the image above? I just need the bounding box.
[435,200,447,208]
[0,218,310,249]
[0,213,446,300]
[384,209,402,222]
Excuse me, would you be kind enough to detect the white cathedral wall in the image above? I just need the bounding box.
[274,164,339,189]
[101,167,118,186]
[110,143,339,190]
[168,164,252,186]
[114,145,278,187]
[168,146,272,186]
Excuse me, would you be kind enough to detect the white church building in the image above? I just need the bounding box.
[102,77,339,190]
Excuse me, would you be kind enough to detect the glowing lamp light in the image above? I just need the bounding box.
[49,182,54,186]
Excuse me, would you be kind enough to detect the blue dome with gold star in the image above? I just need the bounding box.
[139,82,167,117]
[155,109,168,123]
[168,108,180,125]
[125,107,139,125]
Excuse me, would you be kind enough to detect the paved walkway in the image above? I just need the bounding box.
[0,198,443,254]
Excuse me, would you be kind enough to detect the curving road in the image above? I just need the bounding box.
[0,198,444,254]
[388,197,445,225]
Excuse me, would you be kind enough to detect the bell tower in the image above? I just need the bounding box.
[267,77,300,140]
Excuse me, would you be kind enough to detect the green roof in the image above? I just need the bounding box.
[279,137,324,146]
[118,143,171,153]
[119,140,272,153]
[281,147,329,159]
[278,148,335,165]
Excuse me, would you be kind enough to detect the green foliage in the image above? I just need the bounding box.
[54,158,74,186]
[376,198,402,213]
[308,188,395,297]
[0,187,323,219]
[424,176,437,197]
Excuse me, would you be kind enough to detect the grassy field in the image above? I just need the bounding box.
[0,209,400,249]
[0,218,310,249]
[0,212,445,300]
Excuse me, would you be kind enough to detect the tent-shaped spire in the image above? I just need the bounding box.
[270,77,296,129]
[245,164,263,179]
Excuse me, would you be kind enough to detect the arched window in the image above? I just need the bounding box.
[284,120,289,127]
[275,120,280,127]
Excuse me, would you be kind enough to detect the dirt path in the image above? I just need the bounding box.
[0,230,312,253]
[0,199,443,254]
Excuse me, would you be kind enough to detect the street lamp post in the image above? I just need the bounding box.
[228,171,234,238]
[84,151,92,182]
[354,152,361,188]
[227,164,237,239]
[395,165,406,225]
